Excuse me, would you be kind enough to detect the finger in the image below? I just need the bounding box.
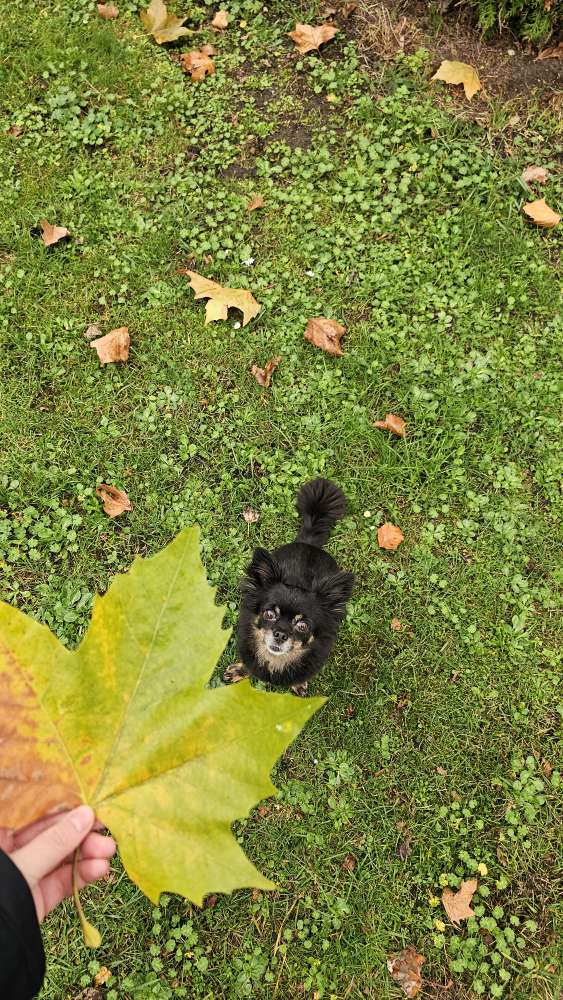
[11,806,95,883]
[14,813,106,849]
[78,832,116,861]
[40,858,110,917]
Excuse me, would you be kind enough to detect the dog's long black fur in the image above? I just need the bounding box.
[234,479,354,691]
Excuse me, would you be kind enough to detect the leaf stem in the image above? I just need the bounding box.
[72,848,102,948]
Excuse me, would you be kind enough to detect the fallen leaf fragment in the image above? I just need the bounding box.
[39,220,69,247]
[140,0,190,44]
[84,324,103,341]
[204,893,218,908]
[180,49,215,80]
[342,853,356,871]
[94,967,112,986]
[378,523,404,551]
[521,166,548,185]
[340,1,357,16]
[288,22,338,54]
[522,199,560,228]
[96,484,133,518]
[390,618,403,631]
[373,413,406,437]
[442,878,478,924]
[211,10,230,29]
[537,41,563,60]
[97,3,119,17]
[431,60,481,101]
[247,193,265,211]
[251,356,281,388]
[179,269,261,326]
[387,947,425,998]
[91,327,130,364]
[397,835,412,861]
[242,508,259,524]
[304,317,345,356]
[435,765,448,776]
[8,125,23,137]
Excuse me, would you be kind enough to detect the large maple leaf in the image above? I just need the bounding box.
[0,528,323,904]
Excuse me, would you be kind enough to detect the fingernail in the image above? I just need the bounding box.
[69,805,95,833]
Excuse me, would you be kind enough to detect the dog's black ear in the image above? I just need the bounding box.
[243,548,282,592]
[316,570,354,617]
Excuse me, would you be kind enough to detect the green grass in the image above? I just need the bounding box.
[0,1,561,998]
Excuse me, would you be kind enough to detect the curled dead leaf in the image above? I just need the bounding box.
[97,3,119,17]
[390,618,403,631]
[180,49,215,81]
[523,199,560,228]
[387,947,425,998]
[431,60,481,101]
[94,967,112,986]
[84,324,103,341]
[179,269,261,327]
[140,0,190,44]
[251,356,281,388]
[373,413,406,437]
[521,166,548,185]
[39,220,69,247]
[211,10,230,29]
[242,508,259,524]
[96,484,133,518]
[91,327,130,364]
[442,878,478,924]
[247,193,265,211]
[377,523,404,551]
[536,41,563,60]
[288,22,338,55]
[304,317,346,356]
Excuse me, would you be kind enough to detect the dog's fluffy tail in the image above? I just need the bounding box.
[296,478,347,547]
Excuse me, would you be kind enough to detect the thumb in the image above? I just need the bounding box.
[12,806,95,883]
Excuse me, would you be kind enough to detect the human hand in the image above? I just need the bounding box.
[0,806,116,922]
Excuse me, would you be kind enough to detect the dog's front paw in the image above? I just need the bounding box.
[290,682,309,698]
[224,661,249,684]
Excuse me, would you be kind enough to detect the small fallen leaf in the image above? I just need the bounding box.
[204,893,218,908]
[211,10,230,29]
[541,759,553,778]
[288,22,338,55]
[84,324,103,341]
[39,220,69,247]
[247,193,265,211]
[304,317,346,356]
[387,947,425,998]
[96,484,133,518]
[97,3,119,17]
[377,523,404,551]
[180,49,215,80]
[390,618,403,631]
[523,199,560,228]
[342,853,356,871]
[242,508,259,524]
[94,967,112,986]
[435,766,448,776]
[373,413,406,437]
[442,878,478,924]
[179,269,261,326]
[91,327,130,364]
[397,835,412,861]
[140,0,190,44]
[521,166,548,185]
[251,356,281,388]
[537,41,563,60]
[340,1,357,16]
[431,60,481,101]
[8,125,23,137]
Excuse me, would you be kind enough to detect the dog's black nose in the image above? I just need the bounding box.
[273,629,287,643]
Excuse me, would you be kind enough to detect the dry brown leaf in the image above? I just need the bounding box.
[342,853,356,871]
[378,523,404,551]
[84,324,103,341]
[373,413,406,437]
[442,878,478,924]
[140,0,190,44]
[180,49,215,80]
[536,41,563,60]
[397,835,412,861]
[431,60,481,101]
[94,968,112,986]
[288,22,338,54]
[341,1,357,16]
[387,947,425,998]
[247,193,265,211]
[179,269,261,326]
[251,356,281,388]
[242,507,259,524]
[304,317,345,356]
[91,327,130,364]
[96,484,133,518]
[97,3,119,17]
[521,165,548,185]
[523,199,560,228]
[435,766,448,776]
[211,10,230,29]
[8,125,23,137]
[39,220,69,247]
[390,618,403,631]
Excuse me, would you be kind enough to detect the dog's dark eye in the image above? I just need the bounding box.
[294,620,309,634]
[263,609,277,622]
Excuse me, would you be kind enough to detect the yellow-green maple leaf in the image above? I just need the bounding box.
[140,0,191,44]
[180,269,262,327]
[0,528,323,904]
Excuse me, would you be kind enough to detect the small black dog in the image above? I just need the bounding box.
[224,479,354,695]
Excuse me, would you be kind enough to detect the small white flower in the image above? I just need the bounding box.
[242,257,255,266]
[305,269,315,277]
[313,758,318,765]
[233,321,241,330]
[363,510,372,518]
